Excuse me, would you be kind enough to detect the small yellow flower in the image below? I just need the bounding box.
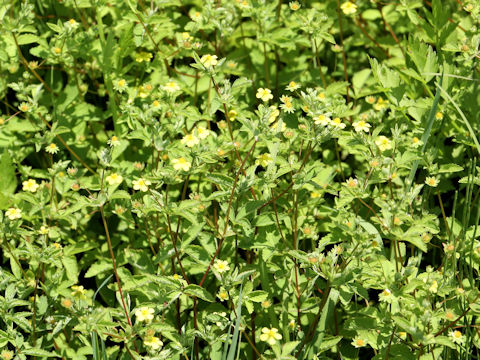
[5,208,22,220]
[314,114,331,126]
[106,173,123,185]
[39,225,49,235]
[71,285,87,300]
[375,136,392,152]
[45,143,59,154]
[19,102,30,112]
[172,157,192,171]
[162,81,180,93]
[228,109,238,120]
[268,106,280,123]
[345,177,358,188]
[429,280,438,293]
[412,136,423,148]
[114,79,127,93]
[289,1,301,11]
[280,101,295,114]
[53,47,62,54]
[214,259,230,273]
[351,336,366,348]
[226,60,237,69]
[256,88,273,102]
[0,350,14,360]
[425,176,439,187]
[144,335,163,349]
[23,179,39,192]
[200,54,218,68]
[132,178,151,192]
[181,133,200,147]
[365,95,376,104]
[135,306,155,322]
[450,330,463,344]
[445,310,456,321]
[379,288,392,302]
[317,92,326,100]
[136,51,152,63]
[374,97,388,111]
[341,1,357,15]
[107,135,120,147]
[435,112,444,120]
[196,126,210,139]
[61,298,73,308]
[217,289,229,301]
[352,120,371,133]
[280,95,292,104]
[260,327,282,345]
[261,300,271,308]
[288,319,296,330]
[286,81,300,91]
[331,117,346,129]
[256,153,273,167]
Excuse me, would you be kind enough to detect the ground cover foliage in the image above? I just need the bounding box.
[1,0,480,359]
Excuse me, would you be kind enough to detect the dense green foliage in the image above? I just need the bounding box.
[1,0,480,359]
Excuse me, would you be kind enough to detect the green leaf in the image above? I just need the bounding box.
[22,348,61,357]
[437,164,464,173]
[62,256,79,283]
[0,151,17,198]
[184,284,215,302]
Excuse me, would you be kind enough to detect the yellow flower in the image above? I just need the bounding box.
[256,153,273,167]
[314,114,331,126]
[214,259,230,273]
[317,92,326,100]
[256,88,273,102]
[450,330,463,344]
[260,327,282,345]
[107,135,120,147]
[331,117,346,129]
[19,102,30,112]
[53,47,62,54]
[144,336,163,349]
[345,177,358,188]
[39,225,49,235]
[375,136,392,152]
[374,97,388,111]
[280,101,295,114]
[365,95,376,104]
[106,173,123,185]
[351,336,366,348]
[445,310,456,321]
[200,54,218,68]
[196,126,210,139]
[181,133,200,147]
[286,81,300,91]
[172,157,192,171]
[268,106,280,123]
[412,136,423,148]
[379,288,392,302]
[45,143,59,154]
[425,176,439,187]
[435,111,444,120]
[352,120,370,133]
[1,350,14,360]
[162,81,180,93]
[289,1,301,11]
[132,178,151,192]
[228,109,238,120]
[114,79,127,93]
[23,179,39,192]
[217,289,229,301]
[5,208,22,220]
[71,285,87,300]
[341,1,357,15]
[429,280,438,293]
[136,51,152,63]
[135,306,155,322]
[280,95,292,104]
[261,300,271,308]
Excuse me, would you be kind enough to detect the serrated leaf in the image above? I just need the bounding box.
[184,284,215,302]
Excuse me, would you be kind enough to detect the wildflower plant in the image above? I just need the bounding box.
[1,0,480,359]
